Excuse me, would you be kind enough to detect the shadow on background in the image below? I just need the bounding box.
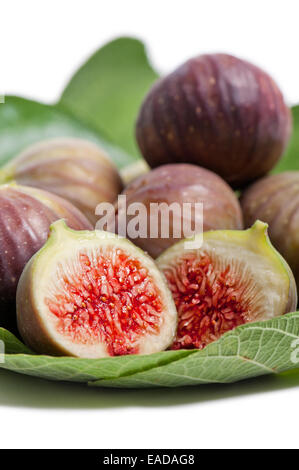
[0,367,299,409]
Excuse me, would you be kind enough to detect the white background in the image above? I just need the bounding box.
[2,0,299,449]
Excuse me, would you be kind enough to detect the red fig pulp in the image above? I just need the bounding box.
[157,222,297,350]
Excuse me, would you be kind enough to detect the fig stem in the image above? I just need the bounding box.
[249,220,268,238]
[49,219,69,239]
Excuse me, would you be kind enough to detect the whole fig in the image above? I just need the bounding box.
[0,138,123,225]
[136,54,292,188]
[0,184,92,330]
[241,171,299,289]
[113,163,243,258]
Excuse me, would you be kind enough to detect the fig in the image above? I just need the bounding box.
[113,163,243,258]
[0,137,123,225]
[241,172,299,289]
[16,220,177,358]
[0,184,92,329]
[136,53,292,188]
[157,221,297,350]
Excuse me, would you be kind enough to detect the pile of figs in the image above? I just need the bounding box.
[1,50,298,359]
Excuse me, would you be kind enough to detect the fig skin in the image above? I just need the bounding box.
[241,171,299,290]
[16,220,177,358]
[136,53,292,188]
[0,138,123,225]
[114,163,243,258]
[0,184,92,330]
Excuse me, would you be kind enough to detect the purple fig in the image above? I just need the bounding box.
[0,183,92,330]
[113,163,243,258]
[0,138,123,225]
[241,171,299,289]
[136,54,292,188]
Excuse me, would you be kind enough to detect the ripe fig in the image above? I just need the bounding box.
[136,54,292,188]
[0,184,92,330]
[241,171,299,289]
[17,220,177,357]
[113,164,243,258]
[157,221,297,350]
[0,138,123,225]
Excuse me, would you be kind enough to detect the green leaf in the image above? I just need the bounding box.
[0,96,135,169]
[0,327,193,383]
[90,313,299,388]
[274,105,299,173]
[0,328,32,355]
[1,313,299,388]
[59,37,159,157]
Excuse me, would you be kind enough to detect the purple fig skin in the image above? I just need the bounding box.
[0,184,92,330]
[136,54,292,188]
[114,163,243,258]
[241,172,299,291]
[0,138,123,225]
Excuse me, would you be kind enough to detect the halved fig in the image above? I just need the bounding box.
[17,220,177,358]
[157,221,297,350]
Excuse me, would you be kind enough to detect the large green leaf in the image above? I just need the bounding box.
[59,37,159,157]
[0,96,135,169]
[274,105,299,173]
[1,313,299,388]
[0,328,193,383]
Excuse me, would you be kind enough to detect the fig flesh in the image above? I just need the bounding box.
[136,54,292,188]
[114,163,243,258]
[157,221,297,350]
[241,172,299,289]
[0,184,92,329]
[0,138,123,225]
[16,220,177,358]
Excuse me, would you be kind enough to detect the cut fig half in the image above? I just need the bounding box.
[17,220,177,358]
[157,221,297,350]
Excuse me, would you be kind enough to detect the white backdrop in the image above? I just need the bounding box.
[3,0,299,106]
[2,0,299,450]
